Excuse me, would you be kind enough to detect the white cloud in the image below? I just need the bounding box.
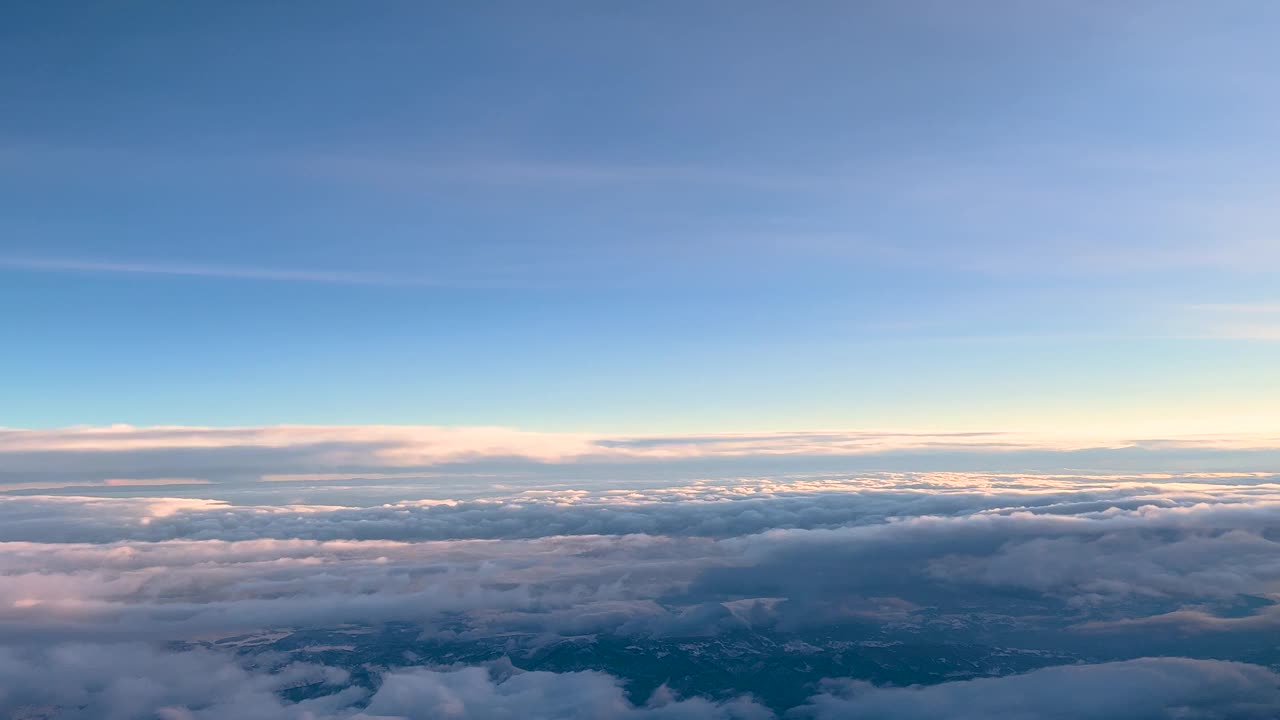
[5,472,1280,715]
[793,658,1280,720]
[0,645,774,720]
[0,643,356,720]
[0,255,427,287]
[4,472,1280,641]
[359,665,773,720]
[2,425,1279,490]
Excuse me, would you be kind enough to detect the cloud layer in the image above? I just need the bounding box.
[4,469,1280,717]
[795,658,1280,720]
[5,645,1276,720]
[4,425,1280,491]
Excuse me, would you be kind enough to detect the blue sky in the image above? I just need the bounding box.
[2,1,1278,432]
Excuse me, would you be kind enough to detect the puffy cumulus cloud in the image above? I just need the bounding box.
[0,534,730,641]
[4,424,1280,488]
[927,526,1280,602]
[0,489,1039,544]
[4,473,1280,641]
[4,472,1278,544]
[0,643,358,720]
[4,646,1276,720]
[791,658,1280,720]
[694,500,1280,633]
[5,472,1280,716]
[359,665,773,720]
[0,644,773,720]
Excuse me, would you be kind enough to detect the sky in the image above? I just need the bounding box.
[8,6,1280,719]
[3,0,1279,435]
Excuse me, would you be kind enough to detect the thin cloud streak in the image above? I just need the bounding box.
[1176,302,1280,341]
[1,424,1279,478]
[0,255,436,286]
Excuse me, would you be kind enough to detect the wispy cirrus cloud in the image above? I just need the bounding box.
[0,478,212,493]
[0,255,431,286]
[1180,302,1280,340]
